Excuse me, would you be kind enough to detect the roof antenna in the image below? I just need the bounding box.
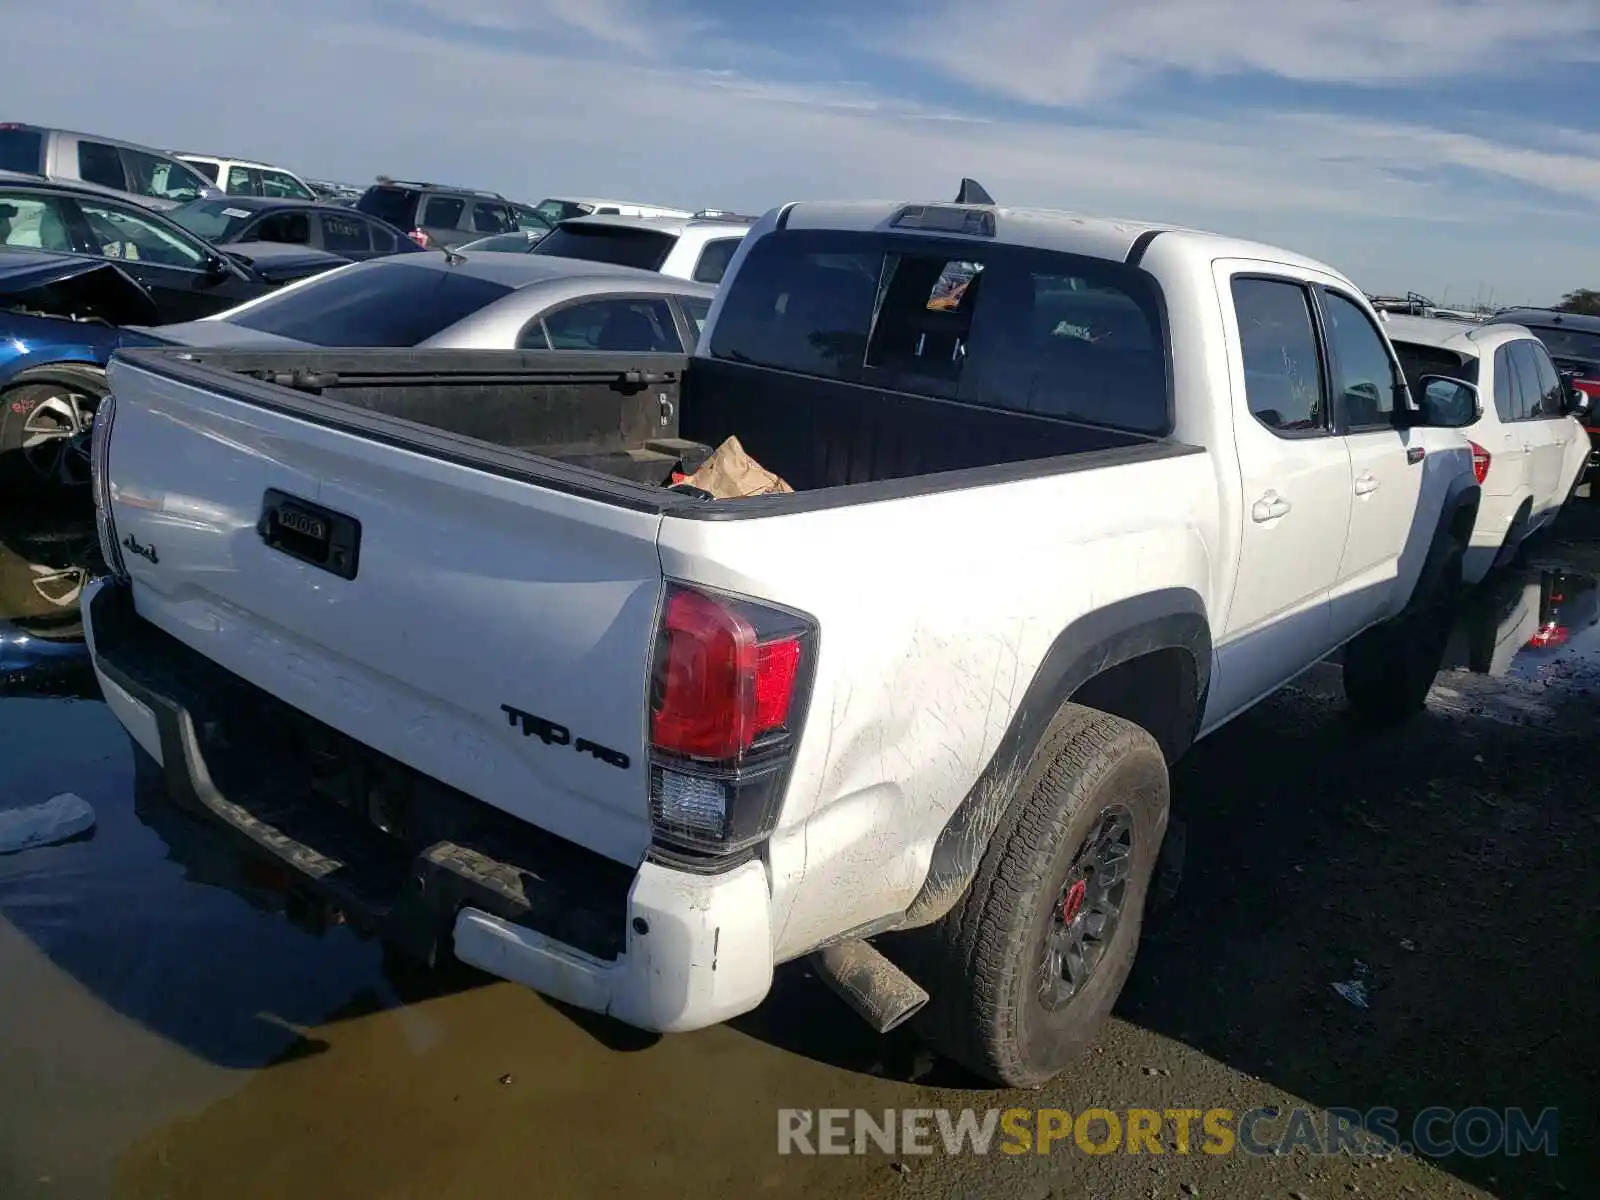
[954,178,995,205]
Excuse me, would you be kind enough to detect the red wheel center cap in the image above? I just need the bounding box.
[1062,879,1087,924]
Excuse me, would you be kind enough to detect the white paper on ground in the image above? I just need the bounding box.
[0,792,96,855]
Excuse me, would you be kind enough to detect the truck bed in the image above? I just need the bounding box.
[111,347,1172,505]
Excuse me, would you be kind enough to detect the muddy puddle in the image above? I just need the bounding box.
[2,498,1595,1199]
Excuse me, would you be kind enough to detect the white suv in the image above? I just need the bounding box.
[175,154,317,202]
[1386,314,1589,582]
[527,213,753,285]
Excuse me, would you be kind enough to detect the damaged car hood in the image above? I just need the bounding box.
[0,247,161,327]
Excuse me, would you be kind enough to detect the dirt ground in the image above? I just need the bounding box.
[1,503,1596,1200]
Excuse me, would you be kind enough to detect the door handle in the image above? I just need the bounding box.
[1354,471,1380,496]
[1251,491,1291,522]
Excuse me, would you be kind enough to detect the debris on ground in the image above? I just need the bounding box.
[0,792,95,855]
[1330,960,1372,1009]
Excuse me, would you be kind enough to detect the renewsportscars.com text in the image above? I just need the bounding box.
[777,1106,1559,1159]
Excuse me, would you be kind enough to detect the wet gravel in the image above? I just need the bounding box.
[1,499,1596,1200]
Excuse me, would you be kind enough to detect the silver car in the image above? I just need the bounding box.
[145,251,718,352]
[0,123,220,212]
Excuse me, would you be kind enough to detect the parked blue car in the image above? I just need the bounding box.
[0,247,171,490]
[0,239,343,492]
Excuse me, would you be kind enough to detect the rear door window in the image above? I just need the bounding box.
[681,296,711,337]
[121,148,210,202]
[707,228,1170,434]
[1508,341,1544,420]
[531,224,675,271]
[1492,347,1517,422]
[226,165,257,194]
[0,192,81,253]
[422,195,466,229]
[539,297,682,352]
[184,158,220,183]
[1228,278,1329,435]
[251,211,312,245]
[226,262,515,346]
[76,140,127,190]
[0,128,44,174]
[260,170,313,200]
[366,219,397,253]
[470,201,514,234]
[320,212,371,254]
[691,236,741,284]
[1527,340,1566,417]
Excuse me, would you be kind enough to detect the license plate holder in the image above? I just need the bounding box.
[258,489,361,580]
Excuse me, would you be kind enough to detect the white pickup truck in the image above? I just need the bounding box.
[82,184,1484,1087]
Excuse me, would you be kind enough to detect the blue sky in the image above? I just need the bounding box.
[7,0,1600,303]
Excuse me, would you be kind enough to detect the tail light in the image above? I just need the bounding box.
[90,391,129,583]
[1529,622,1568,649]
[408,228,429,247]
[1467,439,1490,485]
[646,581,817,858]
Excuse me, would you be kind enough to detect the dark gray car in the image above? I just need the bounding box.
[354,180,521,250]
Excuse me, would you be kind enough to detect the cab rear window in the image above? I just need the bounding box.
[707,229,1171,435]
[0,128,44,175]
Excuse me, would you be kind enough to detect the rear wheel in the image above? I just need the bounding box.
[910,703,1170,1088]
[1344,545,1464,725]
[0,371,107,493]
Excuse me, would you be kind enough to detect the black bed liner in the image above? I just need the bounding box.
[111,346,1205,519]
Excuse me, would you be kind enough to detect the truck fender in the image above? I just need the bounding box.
[1404,479,1480,616]
[898,588,1211,929]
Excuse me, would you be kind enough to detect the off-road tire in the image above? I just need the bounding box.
[1343,545,1464,725]
[908,703,1170,1088]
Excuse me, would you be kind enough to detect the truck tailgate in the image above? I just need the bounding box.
[103,358,663,866]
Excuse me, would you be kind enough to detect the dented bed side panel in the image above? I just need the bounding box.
[656,448,1223,962]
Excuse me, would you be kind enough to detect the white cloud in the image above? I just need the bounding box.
[402,0,710,56]
[881,0,1600,104]
[3,0,1598,301]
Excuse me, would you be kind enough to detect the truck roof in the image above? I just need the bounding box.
[777,199,1349,280]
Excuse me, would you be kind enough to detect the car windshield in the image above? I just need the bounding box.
[1528,325,1600,364]
[224,261,516,346]
[531,224,675,271]
[168,200,256,241]
[458,233,539,253]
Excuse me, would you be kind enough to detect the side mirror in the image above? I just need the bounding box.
[1559,371,1592,418]
[1413,375,1481,428]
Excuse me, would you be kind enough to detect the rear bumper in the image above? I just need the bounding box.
[81,578,775,1033]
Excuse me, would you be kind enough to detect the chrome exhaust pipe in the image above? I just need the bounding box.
[813,939,929,1034]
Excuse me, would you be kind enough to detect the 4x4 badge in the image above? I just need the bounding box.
[122,534,158,565]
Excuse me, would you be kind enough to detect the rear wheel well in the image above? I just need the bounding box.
[1069,647,1199,764]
